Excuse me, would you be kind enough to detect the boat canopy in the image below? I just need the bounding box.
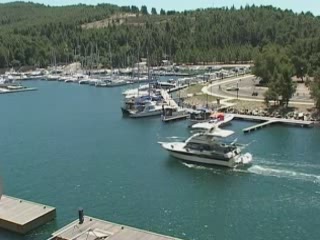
[207,127,234,138]
[210,112,225,120]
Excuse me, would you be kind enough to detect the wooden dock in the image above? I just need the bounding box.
[0,195,56,234]
[233,114,314,133]
[48,216,183,240]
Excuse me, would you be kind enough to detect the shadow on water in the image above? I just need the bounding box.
[0,218,58,240]
[0,229,22,240]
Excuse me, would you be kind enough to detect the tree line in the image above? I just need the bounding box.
[1,2,320,74]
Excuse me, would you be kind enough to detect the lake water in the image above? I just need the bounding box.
[0,80,319,240]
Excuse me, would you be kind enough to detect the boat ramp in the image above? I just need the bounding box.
[233,114,314,133]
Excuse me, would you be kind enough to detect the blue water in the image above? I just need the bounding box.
[0,81,320,240]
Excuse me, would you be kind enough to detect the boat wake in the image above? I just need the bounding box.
[182,162,213,171]
[181,162,224,174]
[181,161,320,184]
[254,158,320,170]
[237,165,320,183]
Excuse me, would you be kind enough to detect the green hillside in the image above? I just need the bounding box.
[1,2,320,72]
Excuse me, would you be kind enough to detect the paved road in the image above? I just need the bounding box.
[202,75,314,106]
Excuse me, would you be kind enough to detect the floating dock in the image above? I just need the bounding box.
[48,216,182,240]
[233,114,314,133]
[162,113,189,122]
[0,195,56,234]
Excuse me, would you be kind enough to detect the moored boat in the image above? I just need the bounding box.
[128,101,164,118]
[190,113,235,132]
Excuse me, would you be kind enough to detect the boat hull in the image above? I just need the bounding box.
[129,110,162,118]
[121,107,132,116]
[167,149,234,167]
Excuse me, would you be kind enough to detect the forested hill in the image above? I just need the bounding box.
[1,2,320,71]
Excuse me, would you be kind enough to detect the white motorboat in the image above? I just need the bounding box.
[46,74,60,81]
[129,101,164,118]
[191,121,218,133]
[104,79,130,87]
[190,113,234,132]
[64,77,75,83]
[79,79,90,84]
[122,84,149,97]
[159,128,252,168]
[58,76,68,81]
[214,113,234,127]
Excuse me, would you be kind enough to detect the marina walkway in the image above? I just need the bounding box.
[233,114,314,133]
[161,89,179,108]
[202,75,315,106]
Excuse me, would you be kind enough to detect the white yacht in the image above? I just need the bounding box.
[64,77,75,83]
[122,84,149,97]
[129,101,164,118]
[190,113,234,132]
[159,128,252,168]
[46,74,60,81]
[104,79,130,87]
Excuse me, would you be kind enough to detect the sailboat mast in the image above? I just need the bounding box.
[137,42,140,97]
[147,48,151,98]
[109,43,113,76]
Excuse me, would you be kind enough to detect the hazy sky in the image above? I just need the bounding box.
[1,0,320,15]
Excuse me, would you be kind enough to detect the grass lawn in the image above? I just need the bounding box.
[185,84,206,94]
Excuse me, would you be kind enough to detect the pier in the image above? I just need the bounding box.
[0,195,56,234]
[161,89,179,109]
[48,216,182,240]
[233,114,314,133]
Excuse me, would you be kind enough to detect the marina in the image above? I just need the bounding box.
[233,114,314,133]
